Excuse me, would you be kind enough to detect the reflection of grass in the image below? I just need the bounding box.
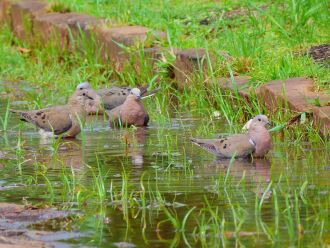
[0,132,329,246]
[0,0,329,246]
[0,100,10,131]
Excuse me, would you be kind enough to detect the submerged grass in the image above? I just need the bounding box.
[0,0,329,247]
[0,99,10,131]
[0,122,329,246]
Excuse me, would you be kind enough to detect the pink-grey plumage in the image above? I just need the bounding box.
[191,115,272,158]
[106,88,149,127]
[76,82,159,112]
[10,88,99,138]
[76,82,104,114]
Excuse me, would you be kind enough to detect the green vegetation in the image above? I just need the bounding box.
[0,0,329,247]
[48,0,330,91]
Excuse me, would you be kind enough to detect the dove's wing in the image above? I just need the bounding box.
[98,86,159,110]
[98,87,130,110]
[191,134,255,158]
[12,106,73,135]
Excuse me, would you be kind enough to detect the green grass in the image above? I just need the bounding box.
[45,0,329,91]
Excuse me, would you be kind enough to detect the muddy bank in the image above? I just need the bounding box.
[0,203,80,247]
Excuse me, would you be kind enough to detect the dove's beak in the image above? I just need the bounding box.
[86,95,94,100]
[86,89,101,101]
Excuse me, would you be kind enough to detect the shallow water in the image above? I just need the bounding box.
[0,99,329,247]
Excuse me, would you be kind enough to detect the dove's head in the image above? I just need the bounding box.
[128,88,141,100]
[73,83,104,114]
[69,88,95,104]
[248,115,272,158]
[250,115,271,128]
[76,82,92,91]
[69,88,103,113]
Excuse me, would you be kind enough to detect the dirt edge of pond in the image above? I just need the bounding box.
[0,202,78,247]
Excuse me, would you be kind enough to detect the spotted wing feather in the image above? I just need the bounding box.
[191,134,255,158]
[98,87,130,110]
[11,106,73,135]
[98,86,159,110]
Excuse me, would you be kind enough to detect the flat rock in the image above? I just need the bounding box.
[0,236,51,248]
[217,76,255,99]
[33,12,98,50]
[0,205,83,247]
[22,230,83,242]
[0,230,80,247]
[0,203,24,215]
[65,13,99,49]
[257,77,330,113]
[133,47,166,74]
[173,48,212,90]
[313,106,330,137]
[0,0,11,25]
[0,203,73,229]
[10,0,48,41]
[96,25,165,71]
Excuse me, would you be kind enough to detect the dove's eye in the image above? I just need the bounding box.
[258,118,261,121]
[82,93,86,96]
[80,87,83,90]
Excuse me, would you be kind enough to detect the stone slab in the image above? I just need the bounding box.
[33,12,97,50]
[313,106,330,137]
[65,13,99,49]
[173,48,214,90]
[0,236,51,248]
[217,76,257,99]
[133,47,165,75]
[257,77,330,113]
[0,0,11,25]
[96,25,165,71]
[10,0,48,41]
[0,202,73,229]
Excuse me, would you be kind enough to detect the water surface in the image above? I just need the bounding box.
[0,99,329,247]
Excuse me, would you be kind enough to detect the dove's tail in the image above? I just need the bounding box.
[141,87,160,99]
[190,138,218,154]
[9,109,30,122]
[9,109,23,114]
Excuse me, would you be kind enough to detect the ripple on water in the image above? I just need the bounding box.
[0,100,329,247]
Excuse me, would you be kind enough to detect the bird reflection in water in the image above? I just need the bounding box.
[121,127,146,167]
[201,158,271,198]
[37,138,85,169]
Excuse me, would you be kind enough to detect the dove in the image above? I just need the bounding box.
[106,88,149,127]
[76,83,104,115]
[191,115,272,158]
[76,82,159,111]
[10,88,99,138]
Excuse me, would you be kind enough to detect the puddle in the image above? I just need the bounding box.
[0,203,73,228]
[0,98,329,247]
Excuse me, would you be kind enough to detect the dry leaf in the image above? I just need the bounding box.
[18,47,31,54]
